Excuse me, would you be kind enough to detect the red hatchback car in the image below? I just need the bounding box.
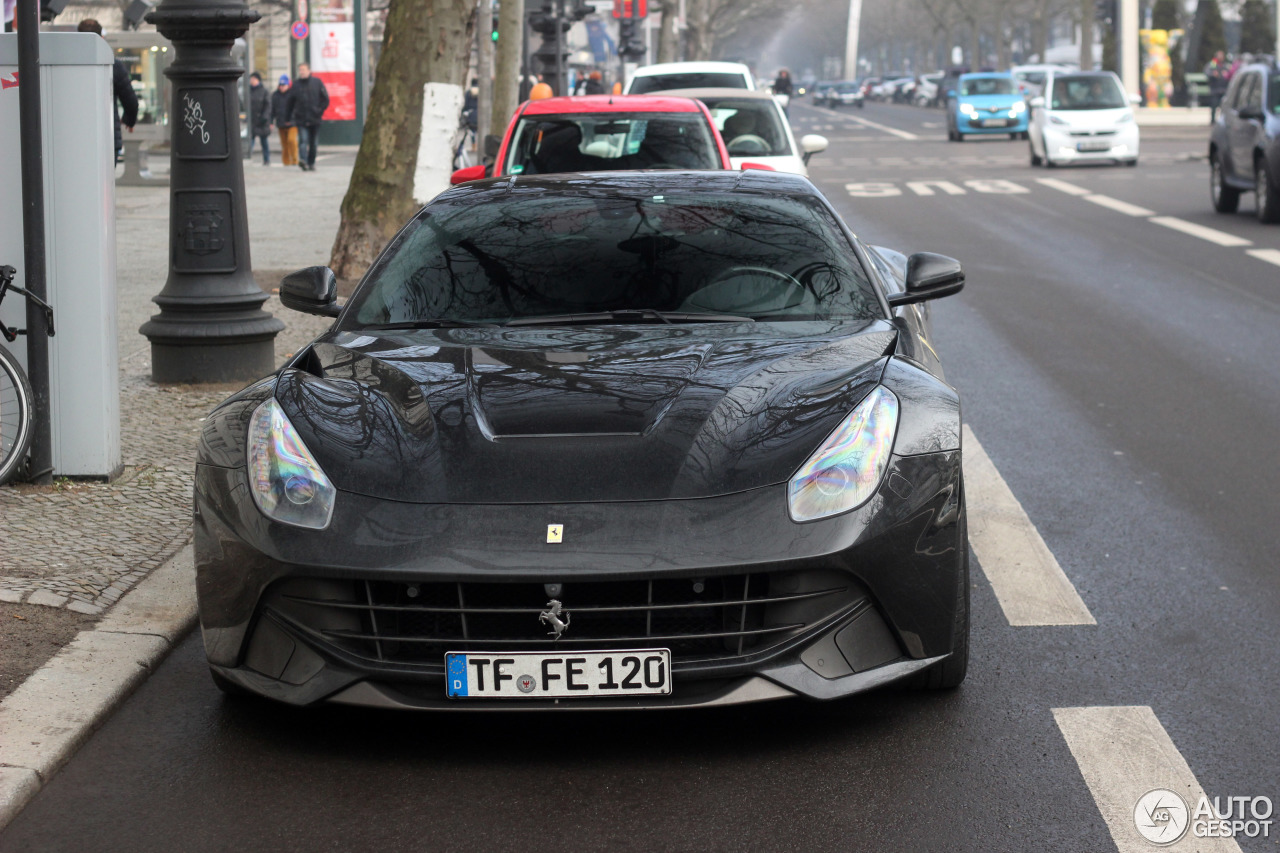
[450,95,734,184]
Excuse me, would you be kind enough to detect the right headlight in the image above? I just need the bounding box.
[788,386,899,523]
[247,397,336,530]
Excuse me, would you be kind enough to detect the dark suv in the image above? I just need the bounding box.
[1209,62,1280,222]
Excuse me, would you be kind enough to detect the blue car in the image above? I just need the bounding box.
[946,72,1029,141]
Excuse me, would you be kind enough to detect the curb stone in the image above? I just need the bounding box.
[0,544,197,830]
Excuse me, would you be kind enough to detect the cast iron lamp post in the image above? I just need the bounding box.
[142,0,283,383]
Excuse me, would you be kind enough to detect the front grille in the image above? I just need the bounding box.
[264,571,860,672]
[1069,130,1116,137]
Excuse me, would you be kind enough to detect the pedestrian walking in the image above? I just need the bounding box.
[77,19,138,161]
[287,63,329,171]
[273,75,298,166]
[583,71,605,95]
[247,72,272,165]
[1205,51,1229,122]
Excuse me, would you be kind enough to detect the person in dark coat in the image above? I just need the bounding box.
[286,63,329,171]
[78,19,138,161]
[272,75,298,166]
[247,72,272,165]
[772,69,793,96]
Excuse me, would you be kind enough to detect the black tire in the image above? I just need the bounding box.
[209,667,253,697]
[1124,158,1138,167]
[911,508,970,690]
[1256,157,1280,223]
[1009,132,1018,140]
[1210,151,1240,213]
[0,345,34,486]
[1030,140,1043,167]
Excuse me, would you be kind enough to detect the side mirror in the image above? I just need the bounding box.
[450,164,488,185]
[1128,92,1142,105]
[800,133,828,164]
[886,253,965,307]
[740,162,776,171]
[946,89,956,98]
[483,134,501,159]
[1030,96,1045,108]
[281,266,341,317]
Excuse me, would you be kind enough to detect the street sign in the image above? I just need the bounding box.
[296,0,308,19]
[611,0,646,19]
[291,20,309,39]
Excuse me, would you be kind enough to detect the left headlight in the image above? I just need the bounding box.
[247,397,336,530]
[1011,101,1026,114]
[788,386,899,523]
[959,102,977,115]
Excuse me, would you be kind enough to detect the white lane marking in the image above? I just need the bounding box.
[1054,706,1243,853]
[1148,216,1253,247]
[845,181,902,197]
[963,426,1096,626]
[1036,177,1092,196]
[1084,194,1156,217]
[906,180,965,196]
[842,113,920,140]
[1246,248,1280,266]
[964,178,1030,194]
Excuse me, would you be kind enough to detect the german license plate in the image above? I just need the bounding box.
[1077,140,1111,151]
[445,650,672,698]
[980,118,1010,127]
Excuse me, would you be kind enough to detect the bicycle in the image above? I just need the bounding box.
[0,264,55,485]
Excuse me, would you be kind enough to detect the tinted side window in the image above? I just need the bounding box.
[1242,73,1263,111]
[1224,74,1246,110]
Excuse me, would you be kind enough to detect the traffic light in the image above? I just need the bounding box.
[618,18,646,58]
[39,0,69,23]
[491,13,500,41]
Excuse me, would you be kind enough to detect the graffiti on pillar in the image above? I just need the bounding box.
[182,93,210,145]
[175,88,228,158]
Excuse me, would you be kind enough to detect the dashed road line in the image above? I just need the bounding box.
[1246,247,1280,267]
[1084,194,1156,217]
[807,104,920,140]
[963,426,1096,627]
[1054,706,1243,853]
[1148,216,1253,247]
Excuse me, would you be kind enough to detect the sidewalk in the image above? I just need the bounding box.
[0,148,356,697]
[1134,106,1212,128]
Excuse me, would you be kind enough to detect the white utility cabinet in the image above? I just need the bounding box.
[0,32,121,479]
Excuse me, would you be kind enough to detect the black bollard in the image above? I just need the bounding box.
[141,0,283,384]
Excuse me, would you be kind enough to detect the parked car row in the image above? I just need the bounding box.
[1209,60,1280,223]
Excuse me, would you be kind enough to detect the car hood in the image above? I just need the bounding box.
[1044,107,1132,129]
[729,154,807,176]
[274,322,896,504]
[959,94,1021,110]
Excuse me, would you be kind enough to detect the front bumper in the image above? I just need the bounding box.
[1043,124,1139,162]
[958,111,1029,134]
[195,449,964,709]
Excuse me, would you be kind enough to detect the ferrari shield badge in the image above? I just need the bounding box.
[546,524,563,544]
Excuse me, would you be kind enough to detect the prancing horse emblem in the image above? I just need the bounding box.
[539,599,570,640]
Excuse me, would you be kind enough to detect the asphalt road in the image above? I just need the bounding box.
[4,101,1278,852]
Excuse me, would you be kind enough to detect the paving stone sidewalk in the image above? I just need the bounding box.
[0,150,357,614]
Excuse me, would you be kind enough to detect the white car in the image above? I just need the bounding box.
[663,88,828,176]
[1028,70,1140,168]
[915,72,943,107]
[626,62,755,95]
[1010,63,1073,99]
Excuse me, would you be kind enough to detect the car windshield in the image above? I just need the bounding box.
[704,100,790,157]
[961,77,1016,96]
[630,72,747,93]
[1016,71,1046,86]
[834,82,860,92]
[346,188,880,326]
[1050,75,1127,109]
[505,113,720,175]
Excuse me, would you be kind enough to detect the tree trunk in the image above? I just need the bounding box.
[491,0,524,137]
[1079,0,1094,70]
[656,0,679,63]
[329,0,475,281]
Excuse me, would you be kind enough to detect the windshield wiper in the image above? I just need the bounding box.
[363,319,500,330]
[505,310,755,327]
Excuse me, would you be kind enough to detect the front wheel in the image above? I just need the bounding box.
[0,345,35,485]
[1210,151,1241,213]
[1257,158,1280,223]
[1030,142,1043,167]
[911,511,969,690]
